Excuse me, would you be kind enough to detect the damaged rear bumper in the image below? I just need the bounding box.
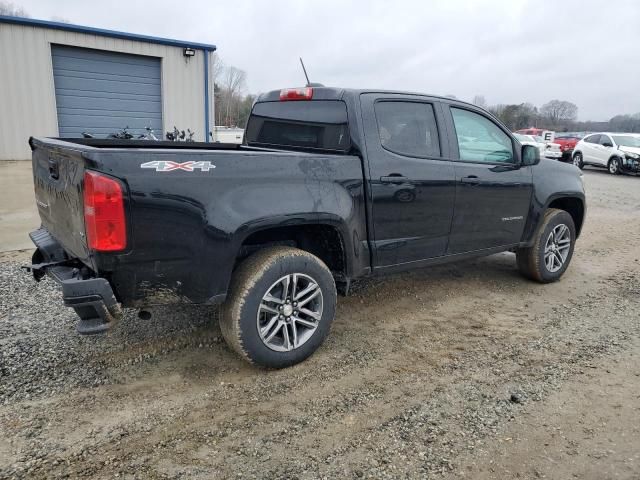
[24,228,122,335]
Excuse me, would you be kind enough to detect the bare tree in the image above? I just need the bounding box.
[472,95,487,108]
[489,103,538,130]
[210,55,253,128]
[0,1,29,16]
[219,66,247,126]
[540,100,578,126]
[210,52,225,86]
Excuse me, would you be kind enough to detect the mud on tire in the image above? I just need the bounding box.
[220,247,337,368]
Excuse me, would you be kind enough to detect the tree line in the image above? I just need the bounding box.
[471,95,640,133]
[210,54,255,129]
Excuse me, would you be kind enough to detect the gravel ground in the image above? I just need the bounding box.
[0,167,639,479]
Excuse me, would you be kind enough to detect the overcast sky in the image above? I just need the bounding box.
[15,0,640,120]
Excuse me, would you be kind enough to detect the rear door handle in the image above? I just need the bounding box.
[380,175,409,184]
[460,175,480,185]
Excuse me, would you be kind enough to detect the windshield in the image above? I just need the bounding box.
[612,135,640,148]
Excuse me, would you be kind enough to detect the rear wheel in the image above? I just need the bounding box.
[220,247,337,368]
[516,208,576,283]
[572,152,584,169]
[608,157,621,175]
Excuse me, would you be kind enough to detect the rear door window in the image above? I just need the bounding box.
[373,101,441,158]
[584,134,601,144]
[245,100,350,152]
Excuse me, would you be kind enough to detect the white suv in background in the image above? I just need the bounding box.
[572,133,640,175]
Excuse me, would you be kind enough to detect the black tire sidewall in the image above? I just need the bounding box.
[235,253,336,368]
[535,211,576,282]
[573,153,583,169]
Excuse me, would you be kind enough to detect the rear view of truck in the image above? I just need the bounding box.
[28,138,127,333]
[24,87,368,368]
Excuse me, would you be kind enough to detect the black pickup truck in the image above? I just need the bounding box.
[27,87,586,368]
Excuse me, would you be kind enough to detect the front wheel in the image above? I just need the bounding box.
[220,247,337,368]
[573,152,584,169]
[516,208,576,283]
[608,157,621,175]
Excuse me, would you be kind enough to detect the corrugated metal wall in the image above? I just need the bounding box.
[0,23,207,160]
[51,45,163,138]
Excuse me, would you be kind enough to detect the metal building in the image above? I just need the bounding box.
[0,16,216,160]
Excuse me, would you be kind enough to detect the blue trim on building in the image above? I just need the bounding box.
[0,15,216,51]
[204,50,210,142]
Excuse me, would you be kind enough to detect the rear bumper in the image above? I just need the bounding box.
[26,228,122,334]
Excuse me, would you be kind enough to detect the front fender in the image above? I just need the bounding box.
[521,161,586,246]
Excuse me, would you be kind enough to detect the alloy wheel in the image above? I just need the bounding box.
[544,223,571,273]
[573,154,582,167]
[257,273,323,352]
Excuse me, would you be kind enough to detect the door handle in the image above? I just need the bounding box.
[380,175,409,184]
[460,175,480,185]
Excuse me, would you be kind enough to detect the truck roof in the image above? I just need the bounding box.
[256,87,478,108]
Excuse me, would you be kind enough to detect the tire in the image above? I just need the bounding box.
[572,152,584,169]
[608,157,621,175]
[220,246,337,368]
[516,208,576,283]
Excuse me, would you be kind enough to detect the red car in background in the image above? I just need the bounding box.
[554,134,583,161]
[515,128,546,136]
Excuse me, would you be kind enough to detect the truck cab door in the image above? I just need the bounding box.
[442,104,533,254]
[360,93,456,267]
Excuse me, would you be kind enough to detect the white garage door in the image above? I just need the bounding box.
[51,45,162,139]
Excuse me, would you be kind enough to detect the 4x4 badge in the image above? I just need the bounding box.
[141,161,216,172]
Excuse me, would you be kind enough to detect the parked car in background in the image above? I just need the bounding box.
[533,135,562,160]
[516,127,545,136]
[554,133,583,161]
[212,127,244,144]
[572,133,640,175]
[514,134,562,160]
[515,127,555,142]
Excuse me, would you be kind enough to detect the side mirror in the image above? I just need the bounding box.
[522,144,540,166]
[602,142,613,148]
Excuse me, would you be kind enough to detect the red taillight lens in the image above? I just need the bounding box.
[83,170,127,251]
[279,87,313,101]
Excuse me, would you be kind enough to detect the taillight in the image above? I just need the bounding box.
[279,87,313,101]
[83,170,127,251]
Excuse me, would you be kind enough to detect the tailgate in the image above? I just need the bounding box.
[31,138,91,265]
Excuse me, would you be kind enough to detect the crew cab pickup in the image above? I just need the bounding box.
[26,87,586,368]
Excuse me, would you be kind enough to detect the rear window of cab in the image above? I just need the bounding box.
[245,100,350,152]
